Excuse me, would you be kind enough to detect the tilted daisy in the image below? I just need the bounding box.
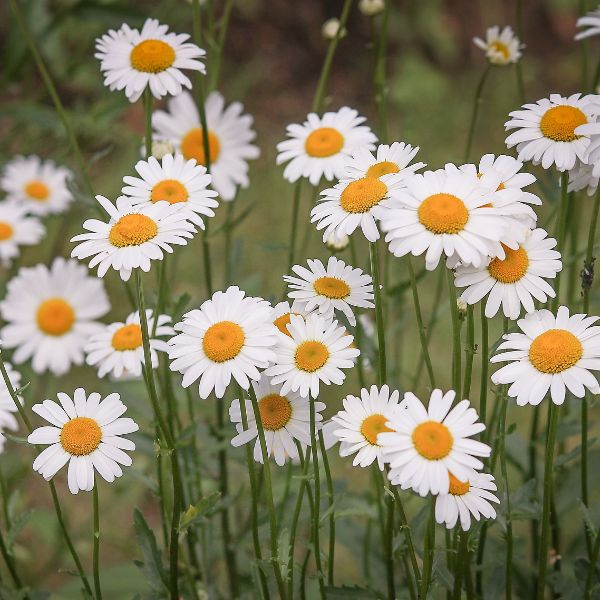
[491,306,600,406]
[168,287,278,399]
[95,18,205,103]
[568,161,599,196]
[152,91,259,201]
[473,26,523,65]
[435,472,500,531]
[575,7,600,41]
[271,300,309,337]
[455,228,562,320]
[70,195,196,281]
[229,375,324,466]
[0,258,109,375]
[312,171,405,242]
[265,313,359,398]
[0,155,73,216]
[121,153,218,228]
[344,142,426,181]
[332,385,401,470]
[27,388,139,494]
[85,310,174,379]
[276,107,377,185]
[505,93,600,172]
[0,362,23,453]
[374,167,509,270]
[284,257,374,327]
[379,389,491,496]
[0,201,45,266]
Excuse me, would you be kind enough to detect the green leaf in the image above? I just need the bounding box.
[178,492,222,533]
[580,501,597,537]
[133,508,168,594]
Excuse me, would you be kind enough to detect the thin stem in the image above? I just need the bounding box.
[479,303,489,431]
[208,0,234,91]
[0,468,22,588]
[93,485,102,600]
[463,305,475,398]
[453,531,469,599]
[286,182,303,279]
[390,484,421,585]
[585,530,600,599]
[374,468,395,599]
[370,241,387,384]
[551,172,570,311]
[536,402,559,600]
[420,497,436,600]
[499,396,513,600]
[515,0,526,102]
[318,430,335,586]
[447,269,462,399]
[464,65,491,162]
[372,0,392,141]
[247,385,288,599]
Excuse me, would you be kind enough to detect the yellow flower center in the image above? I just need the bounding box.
[488,244,529,283]
[273,312,302,336]
[412,420,454,460]
[340,177,388,213]
[258,393,293,431]
[0,222,14,241]
[529,329,583,374]
[540,105,587,142]
[181,129,221,165]
[489,41,510,60]
[111,323,143,351]
[151,179,189,204]
[305,127,344,157]
[108,214,158,247]
[294,341,330,372]
[360,414,393,445]
[36,298,75,336]
[60,417,102,456]
[366,161,400,178]
[203,321,245,362]
[418,193,469,234]
[25,180,49,201]
[449,472,470,496]
[130,39,175,73]
[313,276,350,299]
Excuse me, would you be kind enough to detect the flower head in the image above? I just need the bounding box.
[322,18,346,40]
[0,362,23,453]
[473,26,523,65]
[0,201,44,267]
[575,7,600,41]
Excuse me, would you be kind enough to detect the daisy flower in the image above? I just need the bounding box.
[0,201,45,266]
[0,362,24,453]
[473,26,523,65]
[168,287,278,399]
[121,154,218,229]
[312,171,406,243]
[332,385,401,470]
[85,310,174,379]
[344,142,426,182]
[379,389,491,496]
[70,195,197,281]
[0,258,109,375]
[271,300,309,337]
[575,7,600,41]
[455,228,562,320]
[95,18,205,103]
[265,313,359,398]
[152,91,259,201]
[374,166,509,270]
[27,388,139,494]
[0,155,73,216]
[284,257,374,327]
[505,93,600,172]
[435,472,500,531]
[568,161,600,196]
[491,306,600,406]
[276,107,377,185]
[325,232,350,252]
[229,375,324,466]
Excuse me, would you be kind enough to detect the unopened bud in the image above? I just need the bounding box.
[322,18,346,40]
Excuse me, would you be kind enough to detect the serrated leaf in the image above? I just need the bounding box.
[133,508,168,593]
[178,492,222,533]
[7,509,33,549]
[581,501,597,537]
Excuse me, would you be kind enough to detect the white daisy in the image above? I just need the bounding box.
[379,389,491,497]
[575,7,600,41]
[505,93,600,172]
[85,310,174,379]
[271,300,309,337]
[229,375,324,466]
[0,258,109,376]
[0,201,45,266]
[265,313,360,398]
[27,388,139,494]
[70,195,197,281]
[324,232,350,252]
[312,172,406,243]
[276,107,377,185]
[95,18,205,103]
[568,161,600,196]
[284,257,374,327]
[0,362,23,453]
[332,384,401,470]
[121,153,218,229]
[0,155,73,216]
[152,91,259,201]
[491,306,600,406]
[455,228,562,320]
[168,287,278,399]
[473,26,523,65]
[374,166,510,270]
[344,142,426,182]
[435,472,500,531]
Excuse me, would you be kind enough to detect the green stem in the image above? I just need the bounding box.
[318,430,335,586]
[372,0,391,141]
[374,468,395,599]
[389,484,421,585]
[93,485,102,600]
[286,182,303,279]
[464,65,491,162]
[370,241,387,384]
[463,305,475,398]
[420,497,436,600]
[452,531,469,599]
[208,0,234,91]
[0,468,22,589]
[551,172,570,311]
[479,303,489,432]
[585,529,600,599]
[247,385,288,599]
[447,269,462,399]
[499,396,513,600]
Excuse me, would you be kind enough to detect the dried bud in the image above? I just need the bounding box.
[457,298,468,321]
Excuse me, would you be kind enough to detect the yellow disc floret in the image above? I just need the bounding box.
[540,105,587,142]
[295,341,329,372]
[449,472,470,496]
[181,129,221,165]
[412,421,454,460]
[130,39,175,73]
[258,393,293,430]
[305,127,344,157]
[340,178,388,213]
[488,244,529,283]
[151,179,189,204]
[0,222,13,241]
[60,417,102,456]
[313,276,350,299]
[111,323,143,351]
[203,321,245,362]
[360,414,393,445]
[25,180,50,201]
[36,298,75,336]
[274,312,302,337]
[366,161,400,178]
[418,193,469,234]
[529,329,583,374]
[109,214,158,247]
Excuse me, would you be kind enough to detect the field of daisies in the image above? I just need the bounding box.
[6,0,600,599]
